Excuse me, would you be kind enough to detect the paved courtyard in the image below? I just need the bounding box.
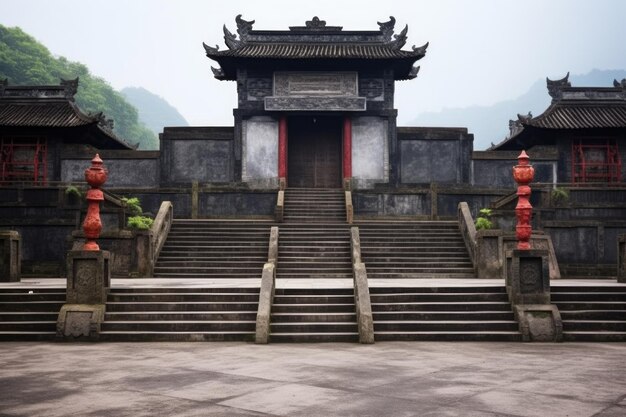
[0,341,625,417]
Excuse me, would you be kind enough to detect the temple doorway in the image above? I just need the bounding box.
[287,116,342,188]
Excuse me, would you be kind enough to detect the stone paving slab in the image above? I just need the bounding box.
[0,342,624,416]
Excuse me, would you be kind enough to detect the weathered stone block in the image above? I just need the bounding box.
[0,231,20,282]
[56,304,106,340]
[66,250,110,305]
[476,230,500,279]
[513,305,563,343]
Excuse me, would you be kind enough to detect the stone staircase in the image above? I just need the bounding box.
[0,288,65,341]
[551,285,626,342]
[270,288,359,342]
[100,288,259,341]
[283,188,345,223]
[358,221,475,278]
[370,286,522,341]
[154,220,272,279]
[276,224,352,279]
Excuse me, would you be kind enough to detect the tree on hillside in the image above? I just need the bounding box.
[0,25,158,149]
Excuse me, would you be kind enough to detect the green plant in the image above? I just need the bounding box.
[121,197,142,216]
[64,185,82,198]
[551,187,570,205]
[127,215,154,230]
[475,207,494,230]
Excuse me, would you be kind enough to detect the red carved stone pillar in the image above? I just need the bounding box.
[82,154,108,251]
[278,115,287,183]
[513,150,534,250]
[343,115,352,180]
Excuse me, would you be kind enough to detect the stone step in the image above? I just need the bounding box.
[370,301,513,312]
[105,311,258,321]
[106,302,259,312]
[561,331,626,342]
[273,295,355,304]
[270,322,358,333]
[0,301,65,312]
[0,312,59,321]
[269,332,360,343]
[0,293,65,302]
[373,320,519,332]
[0,331,58,341]
[101,321,256,332]
[272,303,355,313]
[107,293,261,302]
[554,302,626,310]
[271,312,356,322]
[0,321,59,332]
[559,310,626,320]
[374,331,522,342]
[561,320,626,331]
[370,293,509,302]
[98,331,255,342]
[551,292,626,302]
[373,311,515,320]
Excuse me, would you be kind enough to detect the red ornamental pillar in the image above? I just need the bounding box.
[343,116,352,179]
[512,150,534,250]
[82,154,108,251]
[278,115,287,180]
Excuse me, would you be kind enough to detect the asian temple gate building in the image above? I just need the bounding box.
[0,16,625,343]
[199,15,428,189]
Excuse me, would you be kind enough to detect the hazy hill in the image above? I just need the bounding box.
[121,87,188,135]
[0,25,158,149]
[408,69,626,150]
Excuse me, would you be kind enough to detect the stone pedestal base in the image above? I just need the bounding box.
[514,305,563,342]
[66,250,110,304]
[0,231,21,282]
[56,304,106,340]
[58,250,110,341]
[506,249,550,305]
[507,249,562,342]
[617,235,626,284]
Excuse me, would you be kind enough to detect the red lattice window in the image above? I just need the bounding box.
[571,140,621,184]
[0,137,48,185]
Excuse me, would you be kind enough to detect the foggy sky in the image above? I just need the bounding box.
[2,0,625,133]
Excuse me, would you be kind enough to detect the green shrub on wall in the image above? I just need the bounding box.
[475,208,493,230]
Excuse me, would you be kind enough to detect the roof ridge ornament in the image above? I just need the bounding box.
[377,16,396,42]
[407,66,420,79]
[412,42,429,55]
[211,66,225,79]
[614,78,626,88]
[223,24,243,50]
[306,16,326,28]
[203,42,219,55]
[387,24,408,49]
[546,72,570,101]
[517,111,533,124]
[60,77,79,101]
[235,14,254,40]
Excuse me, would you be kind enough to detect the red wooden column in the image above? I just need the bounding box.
[278,115,287,187]
[343,115,352,181]
[513,150,535,250]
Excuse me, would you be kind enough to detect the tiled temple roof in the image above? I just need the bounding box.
[489,74,626,150]
[0,78,133,149]
[204,15,428,81]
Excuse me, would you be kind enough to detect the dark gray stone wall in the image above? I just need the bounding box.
[61,155,159,188]
[471,150,558,188]
[199,192,275,217]
[353,192,430,217]
[160,127,234,186]
[398,127,472,185]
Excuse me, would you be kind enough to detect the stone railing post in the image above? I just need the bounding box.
[345,191,353,224]
[350,226,374,344]
[507,151,562,342]
[0,231,21,282]
[256,226,279,344]
[57,154,110,341]
[275,190,284,223]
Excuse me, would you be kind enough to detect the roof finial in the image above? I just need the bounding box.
[546,72,570,101]
[377,16,396,42]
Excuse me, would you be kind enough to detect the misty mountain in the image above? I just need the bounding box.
[408,69,626,150]
[121,87,188,135]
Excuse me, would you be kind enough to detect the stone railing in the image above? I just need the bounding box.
[256,226,278,344]
[458,202,477,264]
[345,191,353,224]
[134,201,173,277]
[275,190,284,223]
[350,226,374,344]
